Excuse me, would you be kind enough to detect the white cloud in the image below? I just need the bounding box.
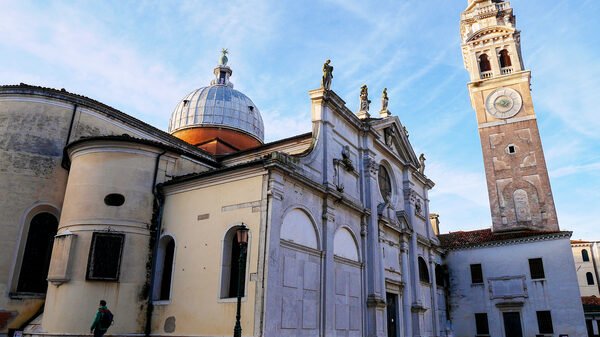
[427,161,488,208]
[0,2,189,128]
[550,162,600,179]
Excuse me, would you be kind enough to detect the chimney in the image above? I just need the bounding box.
[430,213,440,235]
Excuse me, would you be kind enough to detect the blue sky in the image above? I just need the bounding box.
[1,1,598,239]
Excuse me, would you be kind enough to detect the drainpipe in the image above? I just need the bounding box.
[61,104,78,169]
[145,150,167,337]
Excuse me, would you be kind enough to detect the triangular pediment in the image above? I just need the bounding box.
[371,117,419,169]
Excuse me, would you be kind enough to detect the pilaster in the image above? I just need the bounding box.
[321,197,336,336]
[400,240,413,337]
[363,155,386,337]
[428,252,439,337]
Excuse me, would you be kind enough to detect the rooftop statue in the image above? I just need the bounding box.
[322,59,333,90]
[381,88,389,112]
[419,153,426,174]
[359,84,371,112]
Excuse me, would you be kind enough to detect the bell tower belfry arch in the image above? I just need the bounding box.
[461,0,559,232]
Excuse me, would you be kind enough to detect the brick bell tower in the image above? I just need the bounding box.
[461,0,559,232]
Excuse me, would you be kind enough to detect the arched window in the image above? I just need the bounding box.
[418,257,430,283]
[499,49,512,68]
[479,54,492,72]
[378,165,392,201]
[587,272,595,285]
[582,249,590,262]
[17,212,58,293]
[153,236,175,301]
[220,226,249,299]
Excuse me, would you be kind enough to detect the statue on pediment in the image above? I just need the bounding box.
[359,85,371,112]
[322,59,333,90]
[419,153,426,174]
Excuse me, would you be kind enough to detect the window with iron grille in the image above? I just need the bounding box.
[470,264,483,284]
[536,311,554,334]
[86,232,125,281]
[529,258,545,279]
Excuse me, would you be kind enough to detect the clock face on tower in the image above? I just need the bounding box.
[485,87,523,119]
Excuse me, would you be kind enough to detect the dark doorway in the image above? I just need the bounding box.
[386,292,398,337]
[17,212,58,293]
[502,312,523,337]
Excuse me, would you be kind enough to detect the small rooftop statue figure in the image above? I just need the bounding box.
[419,153,426,174]
[322,59,333,90]
[220,48,229,66]
[360,85,371,112]
[381,88,389,112]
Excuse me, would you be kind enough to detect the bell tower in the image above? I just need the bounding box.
[461,0,559,232]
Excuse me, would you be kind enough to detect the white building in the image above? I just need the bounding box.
[572,240,600,336]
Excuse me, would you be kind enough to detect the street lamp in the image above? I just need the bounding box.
[233,224,249,337]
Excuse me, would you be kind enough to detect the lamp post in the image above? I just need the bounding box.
[233,224,249,337]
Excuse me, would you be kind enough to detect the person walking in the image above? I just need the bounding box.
[90,300,113,337]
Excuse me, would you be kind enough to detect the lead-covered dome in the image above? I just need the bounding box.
[169,85,263,141]
[168,50,264,155]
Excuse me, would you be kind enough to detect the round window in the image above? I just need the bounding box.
[104,193,125,206]
[378,165,392,200]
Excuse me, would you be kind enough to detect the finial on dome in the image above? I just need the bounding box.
[220,48,229,66]
[212,49,233,87]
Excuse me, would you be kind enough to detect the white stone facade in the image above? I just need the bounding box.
[444,235,586,337]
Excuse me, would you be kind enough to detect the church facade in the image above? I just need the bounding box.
[0,50,446,337]
[0,1,588,337]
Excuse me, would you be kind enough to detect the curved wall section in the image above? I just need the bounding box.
[42,140,164,335]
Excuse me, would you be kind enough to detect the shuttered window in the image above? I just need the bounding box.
[475,313,489,335]
[470,264,483,284]
[86,232,125,281]
[529,258,545,279]
[536,311,554,334]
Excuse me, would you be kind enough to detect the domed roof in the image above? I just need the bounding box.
[168,51,264,143]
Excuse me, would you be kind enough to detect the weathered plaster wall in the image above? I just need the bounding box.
[0,89,213,335]
[446,237,586,337]
[156,170,265,336]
